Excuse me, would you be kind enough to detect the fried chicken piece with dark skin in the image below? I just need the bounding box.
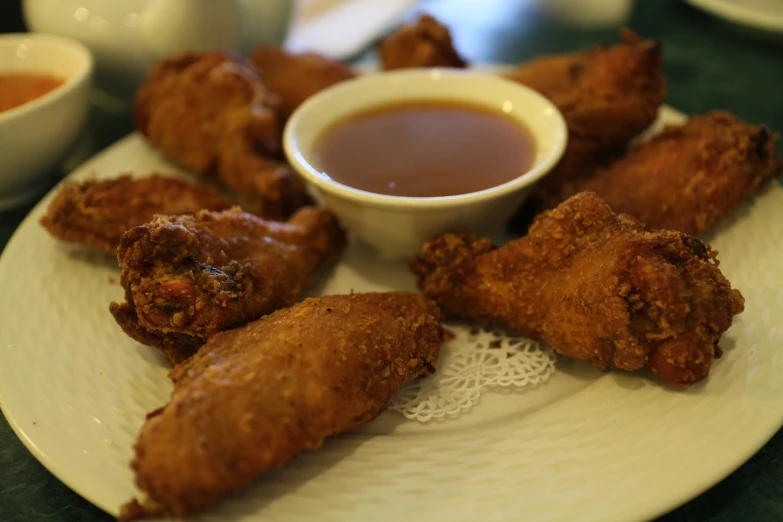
[118,292,443,521]
[39,174,233,255]
[249,46,356,120]
[134,51,279,174]
[109,207,346,364]
[412,192,744,387]
[564,112,781,236]
[134,51,311,218]
[380,14,467,70]
[506,29,665,192]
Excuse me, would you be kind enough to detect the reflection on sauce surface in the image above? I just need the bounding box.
[315,100,536,197]
[0,73,65,113]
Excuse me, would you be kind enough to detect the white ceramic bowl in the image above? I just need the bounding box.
[23,0,294,102]
[284,68,568,259]
[0,33,93,210]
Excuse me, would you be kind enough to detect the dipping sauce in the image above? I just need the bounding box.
[0,73,64,113]
[314,100,536,197]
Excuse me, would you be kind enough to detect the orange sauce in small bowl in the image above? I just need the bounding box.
[314,100,536,198]
[0,73,65,113]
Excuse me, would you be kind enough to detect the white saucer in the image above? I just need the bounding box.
[686,0,783,40]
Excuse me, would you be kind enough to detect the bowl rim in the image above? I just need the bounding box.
[0,33,94,125]
[283,68,568,210]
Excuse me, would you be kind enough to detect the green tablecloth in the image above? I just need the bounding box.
[1,0,781,520]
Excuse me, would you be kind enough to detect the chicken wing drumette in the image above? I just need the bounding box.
[506,29,665,193]
[412,192,744,386]
[40,174,233,255]
[119,292,443,521]
[110,207,345,363]
[380,14,467,70]
[249,46,356,120]
[134,51,310,217]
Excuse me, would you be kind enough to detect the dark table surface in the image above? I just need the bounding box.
[1,0,782,520]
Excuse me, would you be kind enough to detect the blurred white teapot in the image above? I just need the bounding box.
[23,0,294,100]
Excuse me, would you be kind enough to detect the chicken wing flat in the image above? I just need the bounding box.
[134,51,311,218]
[567,112,781,236]
[110,207,345,364]
[506,29,665,191]
[39,174,233,255]
[119,292,443,520]
[249,46,356,120]
[412,192,744,387]
[380,14,467,70]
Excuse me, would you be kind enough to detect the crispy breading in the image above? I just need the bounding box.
[380,14,467,70]
[249,46,356,119]
[119,292,443,520]
[412,192,744,387]
[134,51,311,218]
[109,207,346,363]
[39,174,233,255]
[569,112,781,235]
[506,29,665,191]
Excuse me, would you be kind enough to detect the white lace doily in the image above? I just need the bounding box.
[389,324,556,423]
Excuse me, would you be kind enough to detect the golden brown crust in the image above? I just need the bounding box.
[571,111,781,235]
[379,14,467,70]
[507,29,665,191]
[412,192,744,387]
[121,292,443,520]
[118,498,165,521]
[134,50,279,173]
[39,174,233,255]
[109,207,346,363]
[134,50,311,218]
[248,46,356,120]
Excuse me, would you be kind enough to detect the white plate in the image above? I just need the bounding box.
[686,0,783,37]
[1,106,782,522]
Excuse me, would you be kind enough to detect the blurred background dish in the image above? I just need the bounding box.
[21,0,295,102]
[685,0,783,41]
[0,33,92,210]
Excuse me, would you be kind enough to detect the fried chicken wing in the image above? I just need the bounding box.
[110,207,346,364]
[565,112,780,236]
[506,29,665,191]
[380,14,467,70]
[134,51,311,218]
[412,192,744,386]
[39,174,233,255]
[119,292,443,520]
[249,46,356,120]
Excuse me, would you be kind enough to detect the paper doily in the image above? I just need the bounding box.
[389,325,557,422]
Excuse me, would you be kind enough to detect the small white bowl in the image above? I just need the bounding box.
[0,33,93,210]
[284,68,567,259]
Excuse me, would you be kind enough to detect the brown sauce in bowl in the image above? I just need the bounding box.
[0,73,65,113]
[314,100,536,197]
